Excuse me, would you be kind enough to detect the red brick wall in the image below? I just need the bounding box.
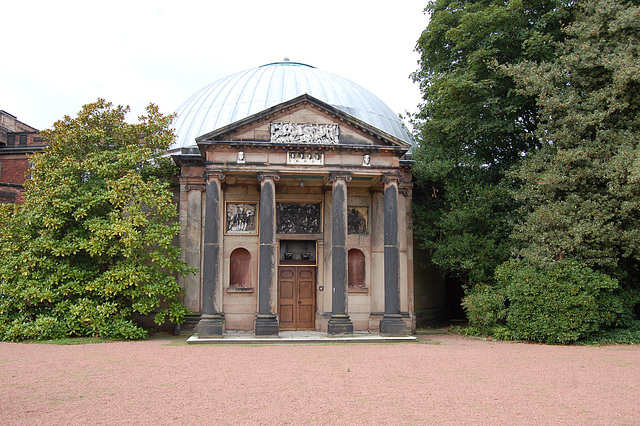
[1,157,30,185]
[0,187,24,203]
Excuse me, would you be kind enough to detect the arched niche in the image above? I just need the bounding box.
[348,249,366,289]
[230,248,251,288]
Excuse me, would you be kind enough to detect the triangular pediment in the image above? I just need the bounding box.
[195,94,411,153]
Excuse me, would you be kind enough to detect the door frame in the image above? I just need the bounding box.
[277,265,316,330]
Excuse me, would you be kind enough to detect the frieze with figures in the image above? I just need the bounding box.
[276,202,322,234]
[225,202,258,234]
[271,122,339,145]
[287,151,324,165]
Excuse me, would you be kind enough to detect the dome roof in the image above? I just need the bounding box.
[171,61,412,150]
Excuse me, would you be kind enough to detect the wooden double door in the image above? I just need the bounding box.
[278,266,316,330]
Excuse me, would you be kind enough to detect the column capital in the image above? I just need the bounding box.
[185,183,206,192]
[329,172,352,183]
[203,170,226,182]
[382,173,404,185]
[257,172,280,182]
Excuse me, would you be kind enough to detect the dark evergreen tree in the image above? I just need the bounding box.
[506,0,640,287]
[412,0,569,285]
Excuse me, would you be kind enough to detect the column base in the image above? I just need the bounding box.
[254,314,279,336]
[379,314,408,337]
[197,313,224,338]
[327,314,354,336]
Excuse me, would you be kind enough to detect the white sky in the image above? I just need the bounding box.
[3,1,428,131]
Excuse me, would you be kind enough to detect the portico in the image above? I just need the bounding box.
[171,62,415,337]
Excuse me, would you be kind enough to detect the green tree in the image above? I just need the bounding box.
[411,0,569,285]
[505,0,640,287]
[0,100,193,341]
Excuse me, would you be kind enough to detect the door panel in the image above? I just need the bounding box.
[278,266,316,330]
[278,268,296,330]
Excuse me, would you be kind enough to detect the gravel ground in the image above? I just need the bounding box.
[1,332,639,425]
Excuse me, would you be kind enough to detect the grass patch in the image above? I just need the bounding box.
[24,336,118,345]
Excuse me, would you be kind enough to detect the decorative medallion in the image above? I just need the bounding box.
[271,122,339,145]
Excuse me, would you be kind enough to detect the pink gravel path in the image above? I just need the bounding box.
[1,333,639,425]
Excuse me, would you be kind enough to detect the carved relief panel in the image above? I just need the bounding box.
[271,122,339,145]
[225,202,258,234]
[276,202,322,234]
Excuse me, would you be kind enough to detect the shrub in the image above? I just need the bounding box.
[462,284,507,331]
[496,259,632,344]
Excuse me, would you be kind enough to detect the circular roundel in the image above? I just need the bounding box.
[171,61,412,150]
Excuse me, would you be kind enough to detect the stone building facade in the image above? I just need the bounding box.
[170,62,415,337]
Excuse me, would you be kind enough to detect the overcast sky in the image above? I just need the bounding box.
[3,1,429,131]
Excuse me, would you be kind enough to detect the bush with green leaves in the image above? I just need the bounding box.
[462,284,507,332]
[463,259,637,344]
[0,100,194,341]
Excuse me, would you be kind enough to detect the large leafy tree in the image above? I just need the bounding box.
[0,100,192,341]
[461,0,640,343]
[411,0,569,285]
[505,0,640,286]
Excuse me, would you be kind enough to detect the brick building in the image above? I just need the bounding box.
[0,111,45,203]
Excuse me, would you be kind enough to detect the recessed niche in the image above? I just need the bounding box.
[279,240,317,266]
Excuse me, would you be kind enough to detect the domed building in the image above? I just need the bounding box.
[172,61,414,338]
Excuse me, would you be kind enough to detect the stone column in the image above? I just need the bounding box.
[328,172,354,335]
[197,171,225,338]
[379,174,408,336]
[255,172,280,336]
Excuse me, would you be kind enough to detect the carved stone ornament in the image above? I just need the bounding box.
[204,170,226,181]
[271,122,339,145]
[185,184,206,192]
[329,173,352,183]
[382,174,404,184]
[287,151,324,165]
[348,206,369,234]
[226,202,258,234]
[257,172,280,182]
[276,202,322,234]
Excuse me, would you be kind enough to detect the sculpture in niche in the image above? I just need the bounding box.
[276,202,322,234]
[226,202,257,234]
[363,154,370,166]
[237,151,245,164]
[271,122,339,145]
[348,206,368,234]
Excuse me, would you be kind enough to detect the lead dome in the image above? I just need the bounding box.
[171,61,412,150]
